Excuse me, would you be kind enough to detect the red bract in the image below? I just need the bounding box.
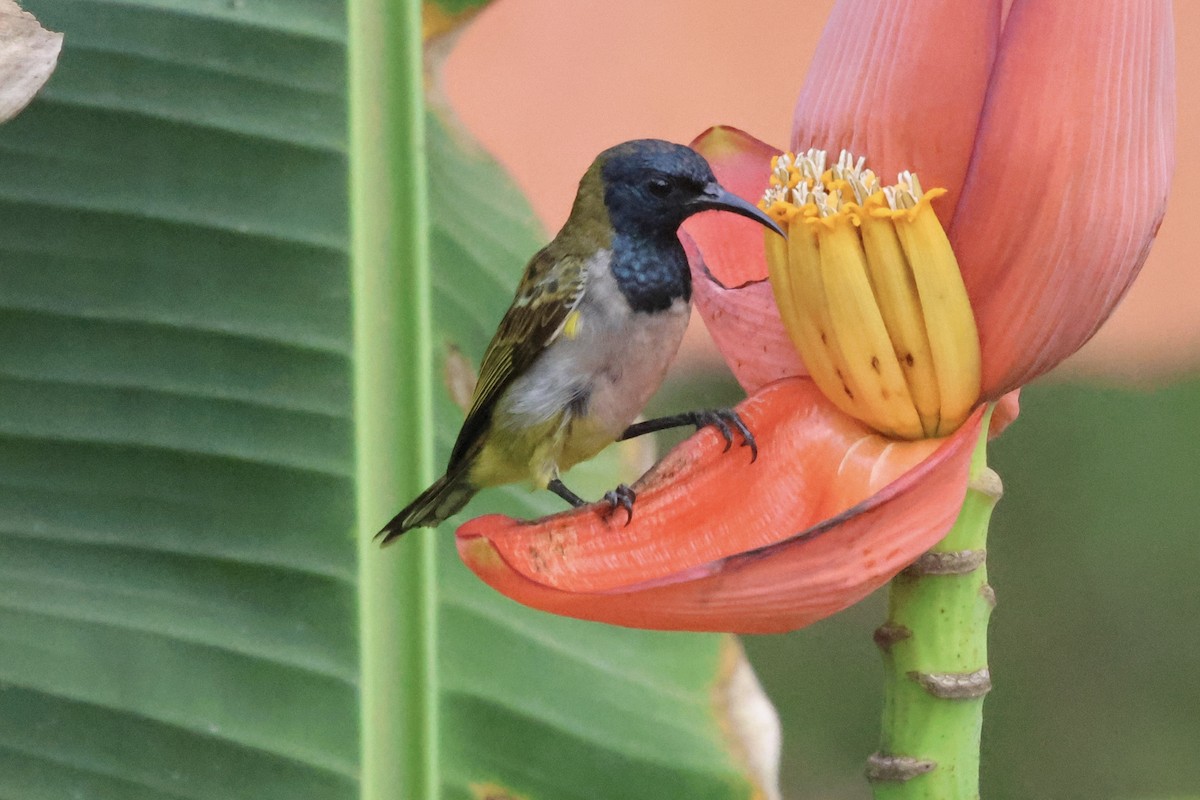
[459,380,983,632]
[457,0,1174,632]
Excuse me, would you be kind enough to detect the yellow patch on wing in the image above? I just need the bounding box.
[562,310,582,340]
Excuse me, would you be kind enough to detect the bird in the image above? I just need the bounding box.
[378,139,784,544]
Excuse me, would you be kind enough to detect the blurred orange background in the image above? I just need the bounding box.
[444,0,1198,382]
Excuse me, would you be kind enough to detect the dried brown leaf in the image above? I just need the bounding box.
[713,636,782,800]
[0,0,62,123]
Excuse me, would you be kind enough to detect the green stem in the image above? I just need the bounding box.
[869,410,1000,800]
[348,2,439,800]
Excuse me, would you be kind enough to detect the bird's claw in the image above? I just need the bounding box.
[694,408,758,462]
[602,483,636,525]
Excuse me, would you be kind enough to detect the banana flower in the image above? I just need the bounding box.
[457,0,1174,633]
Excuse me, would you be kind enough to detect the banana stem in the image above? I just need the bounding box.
[868,410,1000,800]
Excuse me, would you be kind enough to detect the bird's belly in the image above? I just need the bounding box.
[485,297,690,486]
[569,306,689,450]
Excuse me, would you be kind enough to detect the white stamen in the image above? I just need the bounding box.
[760,149,927,215]
[762,184,788,206]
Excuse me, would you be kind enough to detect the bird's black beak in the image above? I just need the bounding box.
[694,182,786,238]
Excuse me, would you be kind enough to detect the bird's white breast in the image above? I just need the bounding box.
[498,249,690,456]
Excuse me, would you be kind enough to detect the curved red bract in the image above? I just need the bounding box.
[457,380,984,633]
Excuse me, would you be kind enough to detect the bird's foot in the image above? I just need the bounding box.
[690,408,758,462]
[619,408,758,462]
[602,483,636,525]
[550,477,634,524]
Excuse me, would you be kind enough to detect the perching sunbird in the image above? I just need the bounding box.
[379,139,784,543]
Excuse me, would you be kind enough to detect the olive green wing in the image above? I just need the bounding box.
[447,248,588,469]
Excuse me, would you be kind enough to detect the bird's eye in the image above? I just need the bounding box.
[647,177,672,197]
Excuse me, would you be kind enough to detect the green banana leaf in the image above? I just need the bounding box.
[0,2,772,798]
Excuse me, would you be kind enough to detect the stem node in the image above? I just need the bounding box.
[865,753,937,783]
[968,466,1003,500]
[902,548,986,577]
[873,623,913,653]
[910,668,992,700]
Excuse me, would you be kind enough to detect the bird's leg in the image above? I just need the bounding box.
[547,478,587,508]
[548,477,637,525]
[619,408,758,462]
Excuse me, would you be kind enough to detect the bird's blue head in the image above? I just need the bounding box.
[598,139,783,239]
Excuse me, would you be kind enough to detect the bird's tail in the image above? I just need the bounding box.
[376,464,476,545]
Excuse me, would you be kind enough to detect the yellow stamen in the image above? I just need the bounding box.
[759,150,981,439]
